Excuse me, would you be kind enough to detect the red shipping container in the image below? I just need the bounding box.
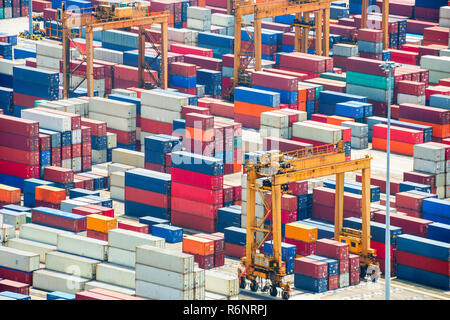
[193,253,214,269]
[87,229,108,241]
[81,118,107,136]
[81,126,91,143]
[313,187,362,213]
[107,128,136,145]
[355,173,401,195]
[0,267,33,285]
[224,242,246,258]
[399,103,450,125]
[214,252,225,267]
[118,221,149,234]
[339,259,349,274]
[145,162,165,172]
[44,166,74,184]
[170,62,197,77]
[294,257,328,278]
[0,131,39,151]
[372,210,432,238]
[251,71,298,92]
[76,291,121,300]
[395,191,430,211]
[0,146,39,166]
[396,251,449,276]
[209,101,234,118]
[72,206,102,217]
[358,28,383,42]
[233,113,260,130]
[284,238,316,256]
[398,80,426,96]
[171,182,222,205]
[264,193,297,211]
[403,171,435,187]
[328,274,339,290]
[84,204,114,218]
[185,113,214,130]
[267,210,297,224]
[316,238,349,260]
[350,271,360,286]
[0,279,30,295]
[61,145,71,160]
[289,181,308,196]
[181,105,210,118]
[373,124,423,144]
[74,175,94,191]
[82,142,92,157]
[171,210,216,233]
[389,50,419,65]
[370,240,395,260]
[34,202,60,211]
[125,187,169,208]
[73,179,84,189]
[348,254,360,273]
[170,44,213,57]
[171,196,221,219]
[31,208,86,232]
[263,137,313,153]
[71,143,82,158]
[376,257,396,277]
[39,134,51,151]
[171,167,223,190]
[140,118,172,135]
[0,160,39,178]
[194,233,225,253]
[183,54,222,71]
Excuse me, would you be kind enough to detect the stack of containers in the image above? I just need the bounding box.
[372,209,433,237]
[397,81,426,105]
[196,69,222,97]
[264,192,298,239]
[412,142,448,199]
[197,32,233,59]
[323,179,381,202]
[88,97,136,151]
[315,239,350,288]
[194,233,225,268]
[332,43,359,70]
[182,235,215,269]
[44,166,74,192]
[358,29,384,60]
[211,13,234,36]
[276,52,334,79]
[81,118,107,166]
[234,86,280,129]
[396,234,449,290]
[140,89,188,136]
[39,133,51,176]
[124,168,171,220]
[187,6,211,32]
[0,185,20,208]
[242,27,283,61]
[113,65,159,90]
[215,118,242,175]
[0,86,13,115]
[420,55,450,84]
[422,198,450,224]
[184,112,214,158]
[135,245,196,300]
[240,174,266,245]
[34,185,65,209]
[169,62,197,95]
[13,66,59,112]
[0,247,40,286]
[216,206,241,233]
[289,181,311,220]
[86,214,117,242]
[346,57,394,117]
[23,178,54,208]
[372,123,424,156]
[36,42,79,74]
[144,134,182,173]
[312,186,363,223]
[294,256,328,292]
[284,222,317,257]
[251,71,298,108]
[60,60,106,97]
[223,226,246,258]
[341,121,369,149]
[171,151,223,233]
[264,240,296,275]
[319,91,368,116]
[0,115,40,187]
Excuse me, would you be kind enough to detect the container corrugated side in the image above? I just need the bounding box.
[135,264,194,290]
[84,280,135,296]
[45,251,100,279]
[0,246,40,272]
[204,270,239,296]
[95,263,135,289]
[292,122,342,144]
[89,97,136,118]
[111,148,144,168]
[57,233,108,261]
[32,269,88,294]
[20,223,83,245]
[108,229,165,252]
[136,245,194,274]
[140,90,189,112]
[194,267,205,288]
[21,108,71,132]
[7,238,56,263]
[136,280,194,300]
[107,247,135,268]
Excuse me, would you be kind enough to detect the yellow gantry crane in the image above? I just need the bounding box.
[239,142,379,299]
[58,2,169,98]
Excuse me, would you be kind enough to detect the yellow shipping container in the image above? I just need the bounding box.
[87,214,117,233]
[284,222,318,243]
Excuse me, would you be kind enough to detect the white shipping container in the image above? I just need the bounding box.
[110,186,125,201]
[35,101,66,112]
[32,269,88,294]
[51,100,78,115]
[110,88,138,97]
[84,280,135,295]
[135,264,194,290]
[187,6,211,20]
[341,121,369,137]
[108,163,135,176]
[92,149,107,165]
[136,280,194,300]
[440,48,450,57]
[20,223,79,245]
[292,121,342,144]
[45,251,101,279]
[136,245,194,274]
[61,159,72,169]
[108,229,165,252]
[36,55,60,70]
[414,143,446,161]
[0,246,40,272]
[111,148,145,168]
[107,246,135,268]
[0,210,25,228]
[60,199,87,213]
[211,13,234,27]
[339,272,350,288]
[260,111,289,128]
[420,55,450,71]
[21,108,72,132]
[107,132,117,149]
[435,173,446,187]
[71,75,105,96]
[332,43,359,57]
[36,41,79,59]
[72,129,82,144]
[446,185,450,199]
[436,186,445,199]
[187,18,211,31]
[0,58,25,75]
[110,171,126,187]
[57,233,108,261]
[96,263,135,289]
[194,267,205,288]
[447,172,450,185]
[205,270,239,296]
[88,112,136,132]
[205,291,228,300]
[429,70,450,84]
[259,125,290,139]
[0,224,15,243]
[194,286,205,300]
[7,238,56,263]
[75,197,101,206]
[141,105,181,124]
[93,48,124,64]
[413,158,445,175]
[68,98,89,116]
[89,97,136,118]
[140,90,188,112]
[397,93,426,105]
[241,213,265,229]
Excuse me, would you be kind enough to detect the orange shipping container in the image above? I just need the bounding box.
[182,235,215,256]
[86,214,117,233]
[35,186,66,204]
[185,127,214,142]
[298,101,306,111]
[234,100,279,117]
[398,118,450,138]
[0,184,21,203]
[327,115,355,126]
[285,222,318,243]
[298,88,307,103]
[371,137,415,156]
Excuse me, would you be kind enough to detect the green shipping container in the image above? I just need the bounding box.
[320,72,347,82]
[346,71,394,90]
[0,9,4,19]
[26,212,32,223]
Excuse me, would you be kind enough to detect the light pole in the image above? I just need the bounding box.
[379,60,401,301]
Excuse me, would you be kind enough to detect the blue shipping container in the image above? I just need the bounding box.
[125,168,171,194]
[151,224,182,243]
